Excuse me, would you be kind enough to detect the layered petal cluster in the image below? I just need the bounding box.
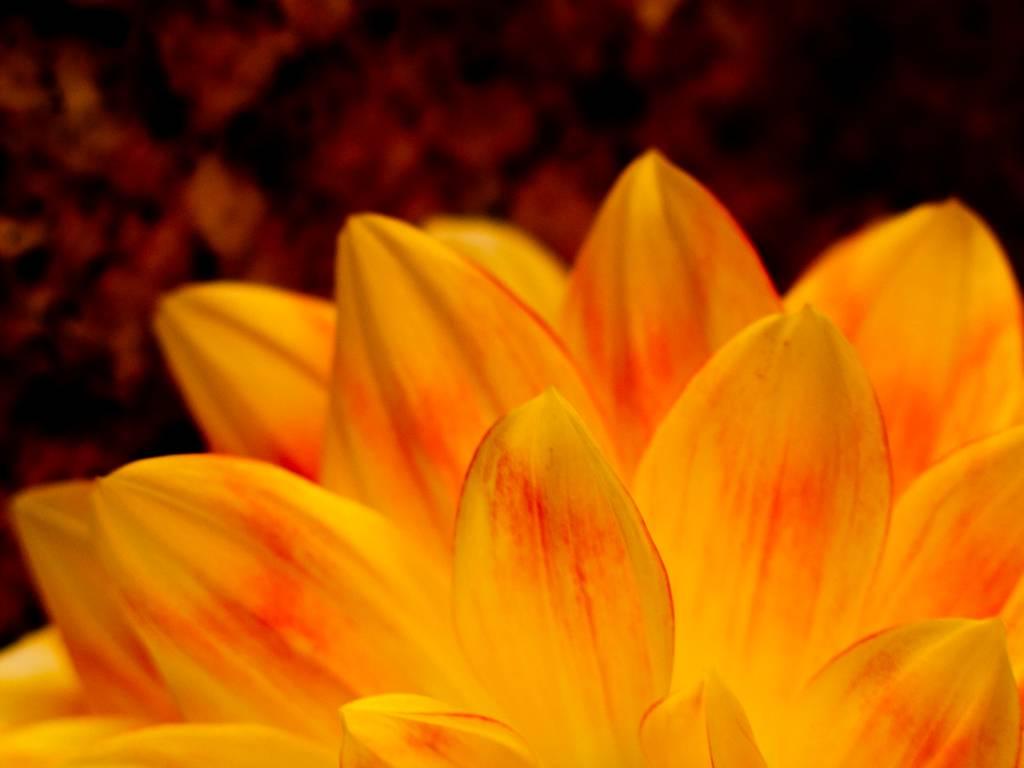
[5,150,1024,768]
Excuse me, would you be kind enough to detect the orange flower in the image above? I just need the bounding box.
[4,150,1023,767]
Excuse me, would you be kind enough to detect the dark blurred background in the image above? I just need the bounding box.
[2,0,1023,643]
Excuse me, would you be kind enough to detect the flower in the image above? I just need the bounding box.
[4,150,1024,767]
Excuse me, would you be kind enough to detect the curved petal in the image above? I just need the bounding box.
[324,214,609,562]
[11,482,178,719]
[93,455,483,742]
[866,426,1024,630]
[64,723,334,768]
[0,717,137,768]
[0,628,84,727]
[776,620,1020,768]
[340,694,537,768]
[155,282,335,478]
[640,675,767,768]
[634,309,891,724]
[560,150,779,469]
[787,201,1023,493]
[998,578,1024,699]
[453,391,673,768]
[423,215,567,326]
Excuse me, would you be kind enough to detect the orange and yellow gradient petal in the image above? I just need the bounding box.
[788,201,1023,494]
[865,425,1024,630]
[64,723,335,768]
[640,675,767,768]
[454,391,673,768]
[423,215,567,327]
[776,620,1020,768]
[634,309,891,730]
[92,455,484,743]
[340,694,537,768]
[560,150,779,470]
[324,214,610,565]
[11,482,178,720]
[155,282,335,478]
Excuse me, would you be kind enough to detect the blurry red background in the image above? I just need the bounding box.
[3,0,1024,642]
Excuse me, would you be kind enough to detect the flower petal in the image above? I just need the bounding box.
[423,215,567,326]
[633,309,891,723]
[65,723,334,768]
[453,390,673,768]
[560,150,779,469]
[324,214,609,561]
[0,628,84,727]
[787,201,1024,493]
[866,426,1024,629]
[0,717,137,768]
[11,482,178,719]
[155,282,335,478]
[640,675,767,768]
[340,694,537,768]
[776,620,1020,768]
[93,455,482,742]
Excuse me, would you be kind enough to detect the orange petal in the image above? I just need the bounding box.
[65,723,335,768]
[324,214,609,561]
[155,282,335,478]
[560,150,779,469]
[340,694,537,767]
[640,675,767,768]
[787,201,1024,493]
[0,717,137,768]
[453,391,673,768]
[999,578,1024,698]
[633,309,891,724]
[93,455,483,742]
[11,482,178,719]
[423,215,567,326]
[866,425,1024,630]
[776,620,1020,768]
[0,628,84,727]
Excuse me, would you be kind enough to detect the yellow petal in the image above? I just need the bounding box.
[776,620,1020,768]
[93,455,482,742]
[324,214,609,561]
[999,578,1024,696]
[11,482,178,719]
[640,675,767,768]
[423,215,567,326]
[155,282,335,478]
[0,717,137,768]
[560,150,779,469]
[340,694,537,768]
[0,628,83,727]
[787,201,1023,493]
[633,309,891,724]
[866,426,1024,630]
[65,723,334,768]
[453,390,673,768]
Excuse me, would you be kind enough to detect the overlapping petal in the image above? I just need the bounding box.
[65,723,335,768]
[0,628,83,727]
[776,620,1020,768]
[324,214,609,561]
[866,426,1024,629]
[640,675,767,768]
[453,390,673,768]
[634,309,891,722]
[340,694,537,767]
[788,201,1024,492]
[155,282,335,478]
[11,482,178,719]
[92,454,482,742]
[560,150,779,468]
[0,717,137,768]
[423,215,567,326]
